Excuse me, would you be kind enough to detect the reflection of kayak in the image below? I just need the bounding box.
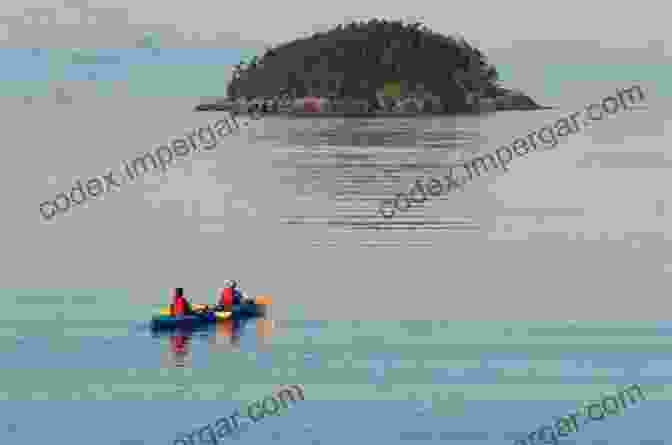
[158,304,209,316]
[151,312,215,330]
[150,311,231,330]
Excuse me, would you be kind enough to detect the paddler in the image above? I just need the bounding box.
[169,287,196,316]
[216,280,253,310]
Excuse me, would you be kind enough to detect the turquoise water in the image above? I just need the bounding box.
[496,63,670,98]
[1,290,670,445]
[0,48,260,96]
[2,48,667,97]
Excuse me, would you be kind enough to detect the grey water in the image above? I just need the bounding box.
[3,73,671,445]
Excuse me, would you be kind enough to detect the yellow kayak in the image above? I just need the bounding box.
[158,304,208,315]
[158,306,231,319]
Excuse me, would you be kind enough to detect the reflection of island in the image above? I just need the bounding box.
[197,19,550,115]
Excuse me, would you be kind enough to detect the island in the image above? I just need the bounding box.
[195,19,552,116]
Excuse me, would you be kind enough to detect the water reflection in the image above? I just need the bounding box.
[268,117,485,231]
[169,333,191,367]
[152,315,275,367]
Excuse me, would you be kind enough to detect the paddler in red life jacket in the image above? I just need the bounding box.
[216,280,251,310]
[169,288,195,316]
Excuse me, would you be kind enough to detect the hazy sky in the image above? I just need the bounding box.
[1,0,667,51]
[0,0,666,99]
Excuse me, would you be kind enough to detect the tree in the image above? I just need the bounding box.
[224,19,499,109]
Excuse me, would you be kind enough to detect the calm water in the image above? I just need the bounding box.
[3,74,670,445]
[0,293,670,445]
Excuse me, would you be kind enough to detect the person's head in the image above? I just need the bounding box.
[175,288,184,297]
[224,280,237,289]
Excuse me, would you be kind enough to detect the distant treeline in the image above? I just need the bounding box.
[226,19,502,113]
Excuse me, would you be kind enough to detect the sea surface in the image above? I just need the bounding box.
[1,295,671,445]
[3,70,671,445]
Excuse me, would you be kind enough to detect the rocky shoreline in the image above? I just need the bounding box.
[194,89,553,115]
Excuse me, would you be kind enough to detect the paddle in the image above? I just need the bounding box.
[255,295,273,305]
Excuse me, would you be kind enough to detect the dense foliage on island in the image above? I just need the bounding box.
[225,19,505,113]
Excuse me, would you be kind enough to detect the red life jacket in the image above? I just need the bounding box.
[219,288,234,306]
[172,295,186,316]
